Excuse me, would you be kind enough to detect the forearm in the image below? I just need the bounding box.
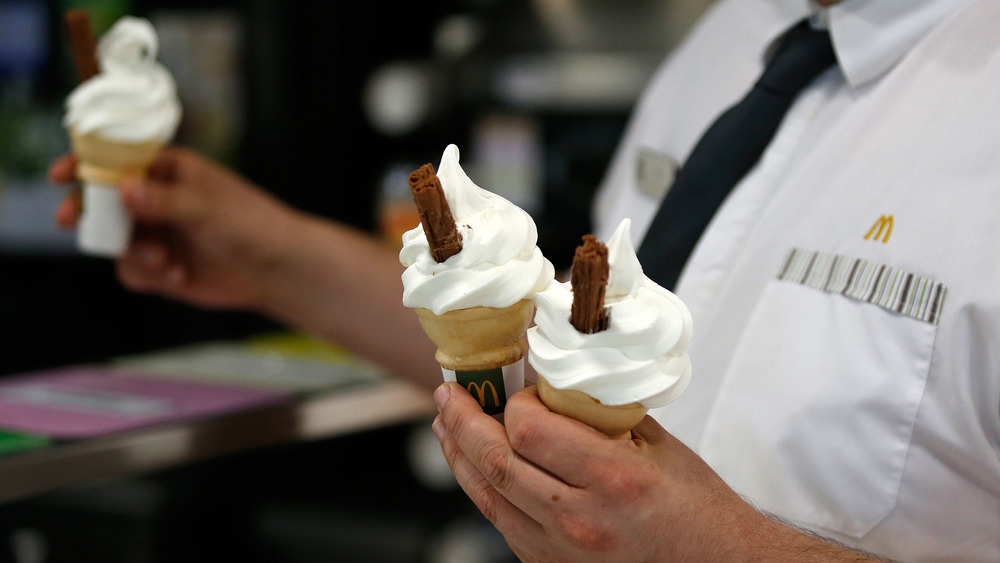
[723,509,890,563]
[254,209,441,390]
[765,519,892,562]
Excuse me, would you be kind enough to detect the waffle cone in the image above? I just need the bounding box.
[70,130,162,185]
[537,375,647,440]
[414,300,534,371]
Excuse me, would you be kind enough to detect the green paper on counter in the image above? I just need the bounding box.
[0,429,51,456]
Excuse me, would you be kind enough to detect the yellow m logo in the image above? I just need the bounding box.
[467,381,500,408]
[865,215,893,243]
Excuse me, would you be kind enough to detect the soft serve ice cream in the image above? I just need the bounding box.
[401,144,554,416]
[64,16,181,257]
[65,16,180,144]
[400,144,553,314]
[529,219,692,436]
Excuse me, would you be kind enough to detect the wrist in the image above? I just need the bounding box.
[244,203,317,314]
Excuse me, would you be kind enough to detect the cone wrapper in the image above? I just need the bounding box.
[536,375,648,440]
[414,299,534,416]
[69,129,162,257]
[441,360,524,417]
[78,182,131,256]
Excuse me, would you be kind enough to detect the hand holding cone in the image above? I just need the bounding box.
[62,12,178,257]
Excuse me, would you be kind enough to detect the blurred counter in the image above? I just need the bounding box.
[0,333,436,505]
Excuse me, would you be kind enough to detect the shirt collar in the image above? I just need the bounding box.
[768,0,976,88]
[824,0,976,87]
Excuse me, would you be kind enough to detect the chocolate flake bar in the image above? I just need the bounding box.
[570,235,610,333]
[409,163,463,263]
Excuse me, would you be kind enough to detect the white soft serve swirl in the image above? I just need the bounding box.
[400,144,554,315]
[64,16,181,143]
[528,219,692,407]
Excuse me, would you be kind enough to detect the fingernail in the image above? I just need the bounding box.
[434,383,451,411]
[432,416,446,440]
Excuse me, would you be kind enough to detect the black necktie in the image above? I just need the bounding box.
[636,19,836,289]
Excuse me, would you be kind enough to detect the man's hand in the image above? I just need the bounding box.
[49,147,300,311]
[432,382,885,562]
[50,146,444,389]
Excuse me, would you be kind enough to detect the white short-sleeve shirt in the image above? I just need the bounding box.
[593,0,1000,560]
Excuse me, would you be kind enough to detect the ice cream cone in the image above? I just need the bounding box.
[63,16,180,258]
[414,299,534,416]
[70,129,162,186]
[69,129,162,256]
[414,299,533,371]
[401,147,554,418]
[536,375,648,440]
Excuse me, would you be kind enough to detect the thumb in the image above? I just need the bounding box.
[120,174,204,224]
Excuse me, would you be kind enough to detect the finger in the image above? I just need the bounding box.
[630,415,672,445]
[48,154,79,184]
[55,189,83,229]
[433,415,545,541]
[120,174,206,224]
[504,386,641,489]
[630,415,701,466]
[146,147,182,182]
[435,383,578,521]
[116,235,187,294]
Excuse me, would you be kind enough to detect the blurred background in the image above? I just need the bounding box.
[0,0,711,560]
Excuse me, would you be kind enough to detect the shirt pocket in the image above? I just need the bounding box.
[698,248,944,538]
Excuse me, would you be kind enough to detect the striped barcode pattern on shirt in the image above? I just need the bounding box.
[777,248,947,325]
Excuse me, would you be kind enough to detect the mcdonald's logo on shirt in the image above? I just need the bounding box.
[865,214,894,243]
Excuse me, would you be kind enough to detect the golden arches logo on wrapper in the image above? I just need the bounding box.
[460,371,504,414]
[444,363,522,418]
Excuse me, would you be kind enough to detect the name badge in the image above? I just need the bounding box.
[636,146,679,199]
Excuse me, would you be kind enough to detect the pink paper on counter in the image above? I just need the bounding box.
[0,367,291,440]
